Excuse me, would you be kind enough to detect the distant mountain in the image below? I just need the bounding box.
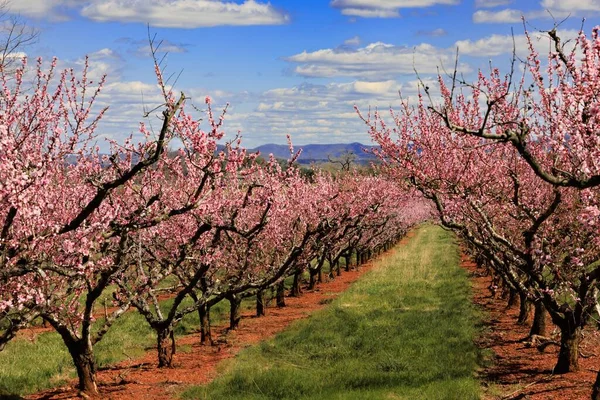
[249,142,379,165]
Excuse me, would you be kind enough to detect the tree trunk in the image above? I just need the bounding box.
[506,288,518,309]
[309,269,317,290]
[157,326,176,368]
[256,290,266,317]
[517,292,530,325]
[67,340,98,396]
[276,281,286,308]
[199,304,212,345]
[554,324,581,373]
[317,265,323,283]
[345,255,351,272]
[592,370,600,400]
[228,294,241,330]
[291,271,302,297]
[529,300,546,337]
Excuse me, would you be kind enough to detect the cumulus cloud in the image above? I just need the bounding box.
[330,0,459,19]
[7,0,290,27]
[343,36,361,46]
[473,0,598,23]
[453,29,580,57]
[285,42,470,79]
[243,78,441,145]
[81,0,289,27]
[340,8,400,18]
[474,0,513,7]
[5,0,83,21]
[472,8,522,23]
[541,0,600,12]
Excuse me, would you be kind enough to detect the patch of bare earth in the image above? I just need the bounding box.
[26,233,415,400]
[463,252,600,400]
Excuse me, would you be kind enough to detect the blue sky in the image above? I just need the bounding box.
[7,0,600,149]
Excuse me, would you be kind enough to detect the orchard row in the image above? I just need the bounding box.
[0,56,431,396]
[363,25,600,399]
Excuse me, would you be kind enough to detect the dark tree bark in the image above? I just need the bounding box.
[554,324,581,373]
[344,254,351,272]
[506,288,518,309]
[228,294,241,330]
[198,303,212,345]
[156,326,176,368]
[256,290,266,317]
[309,268,318,290]
[276,281,286,308]
[291,270,302,297]
[529,300,546,337]
[65,339,98,395]
[592,371,600,400]
[517,292,530,325]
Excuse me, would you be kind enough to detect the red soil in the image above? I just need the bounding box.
[26,243,404,399]
[464,252,600,400]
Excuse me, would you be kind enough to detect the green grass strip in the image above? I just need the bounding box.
[0,293,239,395]
[182,224,482,400]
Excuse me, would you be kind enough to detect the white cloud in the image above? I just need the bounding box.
[331,0,458,8]
[7,0,289,27]
[473,0,597,23]
[242,78,440,145]
[82,0,289,27]
[475,0,513,8]
[340,8,400,18]
[454,33,525,56]
[472,9,522,23]
[454,29,580,57]
[5,0,83,20]
[285,42,471,79]
[330,0,459,19]
[343,36,361,46]
[541,0,600,12]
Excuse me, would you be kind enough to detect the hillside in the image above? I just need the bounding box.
[250,142,379,164]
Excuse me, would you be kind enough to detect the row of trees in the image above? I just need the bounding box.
[361,22,600,399]
[0,50,431,396]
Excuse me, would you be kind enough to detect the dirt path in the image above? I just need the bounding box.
[464,252,600,400]
[27,238,412,400]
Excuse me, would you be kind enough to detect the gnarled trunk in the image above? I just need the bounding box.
[276,281,286,308]
[256,290,266,317]
[291,271,302,297]
[344,255,351,272]
[228,294,241,330]
[517,292,530,325]
[199,303,212,345]
[66,340,98,396]
[506,288,518,309]
[157,326,176,368]
[529,300,546,337]
[308,268,317,290]
[554,324,581,373]
[592,370,600,400]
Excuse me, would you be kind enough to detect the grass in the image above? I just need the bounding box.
[181,224,482,400]
[0,291,254,396]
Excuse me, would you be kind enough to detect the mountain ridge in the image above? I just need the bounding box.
[249,142,379,164]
